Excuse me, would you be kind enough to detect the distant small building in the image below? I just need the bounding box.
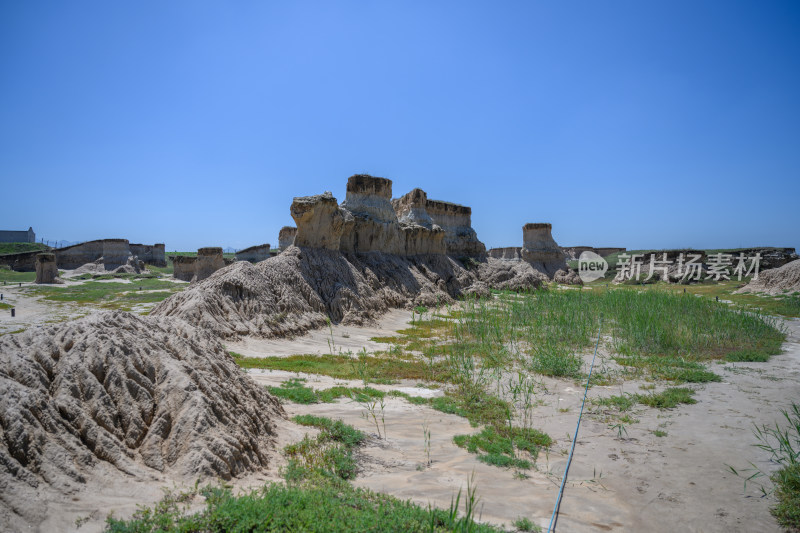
[0,227,35,244]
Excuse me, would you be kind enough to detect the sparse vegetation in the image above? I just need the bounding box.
[0,242,50,255]
[24,278,185,310]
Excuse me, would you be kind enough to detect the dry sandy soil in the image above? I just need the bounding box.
[1,294,798,532]
[240,314,800,533]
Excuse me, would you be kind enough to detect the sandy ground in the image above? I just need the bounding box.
[3,300,798,532]
[242,319,800,532]
[0,281,94,336]
[225,308,414,357]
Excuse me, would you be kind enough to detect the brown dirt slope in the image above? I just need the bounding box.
[737,258,800,295]
[151,246,489,339]
[0,311,284,529]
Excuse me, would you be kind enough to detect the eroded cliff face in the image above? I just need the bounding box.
[484,223,580,284]
[56,239,132,269]
[292,176,448,257]
[173,255,197,281]
[34,253,58,284]
[393,188,446,255]
[426,199,486,258]
[339,175,404,254]
[290,192,345,251]
[235,244,270,263]
[196,247,226,281]
[278,226,297,250]
[521,223,564,263]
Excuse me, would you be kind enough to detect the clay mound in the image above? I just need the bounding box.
[0,311,283,527]
[736,259,800,295]
[477,257,548,291]
[152,246,488,339]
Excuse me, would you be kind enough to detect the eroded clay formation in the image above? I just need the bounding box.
[153,174,580,339]
[561,246,626,261]
[34,253,59,284]
[0,311,284,530]
[481,223,581,288]
[425,199,486,258]
[278,226,297,250]
[236,244,271,264]
[54,239,165,270]
[172,248,229,282]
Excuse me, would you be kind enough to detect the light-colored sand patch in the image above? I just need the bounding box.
[226,308,415,357]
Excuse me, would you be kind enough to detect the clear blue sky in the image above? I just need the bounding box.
[1,1,798,252]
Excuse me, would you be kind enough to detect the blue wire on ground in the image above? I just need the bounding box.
[547,315,604,533]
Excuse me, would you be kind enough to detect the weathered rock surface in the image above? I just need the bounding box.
[34,253,59,284]
[487,247,522,260]
[736,258,800,295]
[561,246,627,260]
[483,224,580,286]
[152,246,487,339]
[426,199,486,258]
[393,188,446,255]
[291,192,345,251]
[477,258,547,291]
[172,255,197,281]
[129,243,166,267]
[278,226,297,250]
[339,175,405,254]
[0,311,283,530]
[196,247,226,282]
[235,243,271,264]
[54,239,164,271]
[521,223,565,263]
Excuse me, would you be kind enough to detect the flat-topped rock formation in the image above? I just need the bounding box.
[290,177,447,256]
[291,192,345,250]
[278,226,297,250]
[339,175,405,254]
[53,239,164,271]
[196,247,226,281]
[480,223,580,286]
[56,239,132,269]
[172,255,197,281]
[521,223,565,263]
[34,253,58,284]
[130,243,166,267]
[236,243,271,263]
[426,199,486,258]
[487,247,522,260]
[392,188,446,255]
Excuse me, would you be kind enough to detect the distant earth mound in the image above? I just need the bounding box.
[736,258,800,295]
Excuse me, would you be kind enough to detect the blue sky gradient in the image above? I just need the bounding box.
[1,1,798,252]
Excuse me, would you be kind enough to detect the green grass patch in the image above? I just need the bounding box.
[595,394,636,411]
[25,278,183,308]
[235,353,445,383]
[0,267,36,283]
[0,242,49,255]
[284,415,365,482]
[104,481,502,533]
[453,426,550,470]
[266,378,385,405]
[635,387,696,409]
